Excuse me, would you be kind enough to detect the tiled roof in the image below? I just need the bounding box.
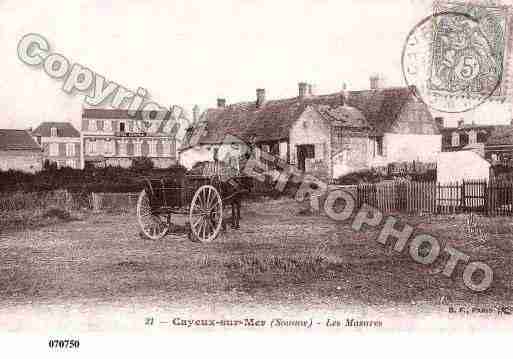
[32,122,80,137]
[0,129,41,151]
[182,86,419,148]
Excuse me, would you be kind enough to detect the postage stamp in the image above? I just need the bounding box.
[402,1,511,113]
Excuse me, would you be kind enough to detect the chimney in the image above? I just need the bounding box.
[458,119,465,128]
[341,83,348,106]
[192,105,200,123]
[217,98,226,108]
[298,82,308,99]
[435,117,444,128]
[256,88,266,108]
[370,74,384,90]
[308,84,315,96]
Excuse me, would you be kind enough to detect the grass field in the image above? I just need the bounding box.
[0,197,512,312]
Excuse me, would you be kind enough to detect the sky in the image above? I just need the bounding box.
[0,0,489,131]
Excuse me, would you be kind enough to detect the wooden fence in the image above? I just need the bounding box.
[350,180,513,216]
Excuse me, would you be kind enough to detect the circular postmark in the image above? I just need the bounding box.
[402,10,506,113]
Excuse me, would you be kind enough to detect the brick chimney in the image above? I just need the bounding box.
[341,83,348,106]
[217,98,226,108]
[298,82,308,99]
[256,88,266,108]
[308,84,315,96]
[192,105,200,123]
[370,74,384,90]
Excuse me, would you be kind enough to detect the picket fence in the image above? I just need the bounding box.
[351,180,513,216]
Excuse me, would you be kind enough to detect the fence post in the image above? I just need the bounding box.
[460,180,466,213]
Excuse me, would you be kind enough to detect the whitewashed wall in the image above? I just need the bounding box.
[384,133,441,163]
[437,151,490,184]
[289,107,331,172]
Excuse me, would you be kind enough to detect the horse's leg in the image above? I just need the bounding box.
[231,200,237,228]
[235,197,241,229]
[221,204,227,232]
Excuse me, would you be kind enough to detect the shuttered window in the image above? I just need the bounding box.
[66,143,75,156]
[49,143,58,156]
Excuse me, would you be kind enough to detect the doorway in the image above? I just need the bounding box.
[297,144,315,171]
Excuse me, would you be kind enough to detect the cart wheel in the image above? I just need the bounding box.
[137,189,169,240]
[189,185,223,242]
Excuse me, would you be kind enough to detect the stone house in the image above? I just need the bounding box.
[439,120,495,155]
[180,78,441,179]
[438,119,513,162]
[32,122,81,169]
[0,129,43,173]
[81,109,177,169]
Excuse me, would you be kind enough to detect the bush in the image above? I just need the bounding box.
[43,159,58,172]
[335,169,387,185]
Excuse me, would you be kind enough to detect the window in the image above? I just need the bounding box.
[162,140,170,156]
[119,122,126,132]
[49,143,58,156]
[149,140,157,156]
[87,140,96,154]
[375,137,383,156]
[451,132,460,147]
[468,130,477,144]
[104,139,114,155]
[279,142,288,160]
[104,120,111,132]
[66,143,75,156]
[50,127,58,137]
[119,140,127,156]
[89,120,97,132]
[460,132,469,147]
[477,131,488,143]
[97,140,104,154]
[270,143,280,156]
[66,159,75,168]
[134,141,142,156]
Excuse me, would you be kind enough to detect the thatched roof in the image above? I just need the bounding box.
[181,86,421,150]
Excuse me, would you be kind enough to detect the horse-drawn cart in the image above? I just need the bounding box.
[136,170,250,242]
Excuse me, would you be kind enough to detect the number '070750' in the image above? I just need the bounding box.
[48,339,80,349]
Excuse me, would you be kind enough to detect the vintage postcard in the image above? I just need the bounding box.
[1,0,513,355]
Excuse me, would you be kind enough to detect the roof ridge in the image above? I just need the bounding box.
[205,86,413,111]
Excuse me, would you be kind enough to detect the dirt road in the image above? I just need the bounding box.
[0,198,511,314]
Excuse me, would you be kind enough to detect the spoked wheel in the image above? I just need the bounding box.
[189,185,223,242]
[137,189,170,240]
